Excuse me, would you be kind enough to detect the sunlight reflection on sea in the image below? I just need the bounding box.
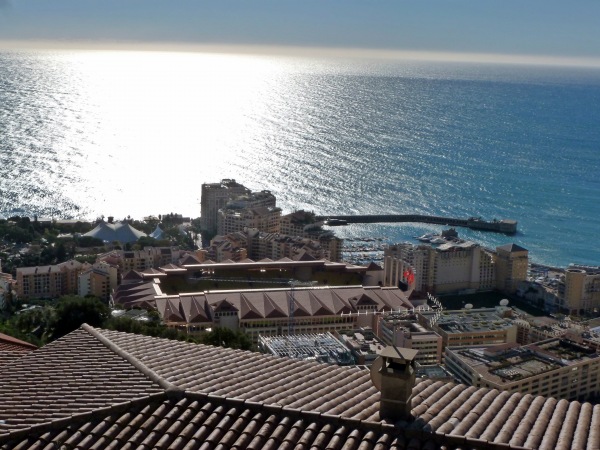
[1,49,599,266]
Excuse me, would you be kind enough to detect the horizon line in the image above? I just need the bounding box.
[2,39,600,68]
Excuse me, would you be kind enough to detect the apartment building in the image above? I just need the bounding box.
[207,228,343,264]
[121,247,180,272]
[279,210,318,237]
[217,206,282,236]
[206,233,248,262]
[16,259,84,299]
[249,230,333,261]
[445,338,600,402]
[560,265,600,315]
[224,190,276,211]
[434,241,496,294]
[495,243,529,294]
[78,261,118,302]
[384,241,526,296]
[314,232,343,263]
[384,243,425,290]
[200,179,250,235]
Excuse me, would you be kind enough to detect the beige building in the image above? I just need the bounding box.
[16,260,84,299]
[313,232,343,263]
[445,338,600,402]
[337,328,386,365]
[384,243,434,292]
[418,307,518,350]
[434,241,495,294]
[121,247,180,272]
[217,206,281,236]
[384,241,527,296]
[495,243,529,294]
[224,190,276,211]
[248,229,339,262]
[206,229,340,263]
[384,241,495,295]
[560,265,600,315]
[200,179,250,235]
[78,261,118,302]
[206,233,248,262]
[279,210,318,237]
[376,312,443,365]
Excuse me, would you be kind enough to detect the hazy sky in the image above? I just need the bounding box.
[1,1,599,63]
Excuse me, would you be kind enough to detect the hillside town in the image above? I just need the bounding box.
[1,180,600,448]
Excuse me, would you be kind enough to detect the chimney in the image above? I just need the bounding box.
[107,216,114,224]
[370,346,418,422]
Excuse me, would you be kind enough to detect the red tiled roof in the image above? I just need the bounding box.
[112,280,161,308]
[141,267,167,278]
[159,264,187,273]
[180,254,203,265]
[0,328,163,433]
[177,295,211,323]
[0,332,37,351]
[0,351,28,366]
[122,270,144,281]
[0,325,598,449]
[0,333,36,366]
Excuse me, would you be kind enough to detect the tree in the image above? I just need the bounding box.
[2,226,33,244]
[77,236,104,248]
[49,296,110,341]
[12,305,56,343]
[136,236,157,248]
[198,327,253,350]
[55,242,67,262]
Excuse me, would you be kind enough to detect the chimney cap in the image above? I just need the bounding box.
[370,345,419,392]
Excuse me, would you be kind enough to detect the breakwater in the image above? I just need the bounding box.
[317,214,517,234]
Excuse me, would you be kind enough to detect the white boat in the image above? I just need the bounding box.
[416,233,434,242]
[430,237,447,244]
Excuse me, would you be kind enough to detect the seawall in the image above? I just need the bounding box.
[316,214,517,234]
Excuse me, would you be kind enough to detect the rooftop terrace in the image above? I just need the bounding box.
[420,308,514,333]
[450,338,599,384]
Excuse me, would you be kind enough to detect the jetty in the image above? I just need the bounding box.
[316,214,517,234]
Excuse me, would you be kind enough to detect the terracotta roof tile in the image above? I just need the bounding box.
[0,326,598,449]
[0,329,163,433]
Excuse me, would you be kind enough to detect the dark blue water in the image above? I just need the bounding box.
[0,50,599,267]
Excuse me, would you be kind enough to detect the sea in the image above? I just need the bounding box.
[1,49,599,268]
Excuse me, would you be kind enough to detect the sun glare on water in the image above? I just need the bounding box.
[55,50,290,218]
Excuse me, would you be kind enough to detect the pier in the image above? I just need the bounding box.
[316,214,517,234]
